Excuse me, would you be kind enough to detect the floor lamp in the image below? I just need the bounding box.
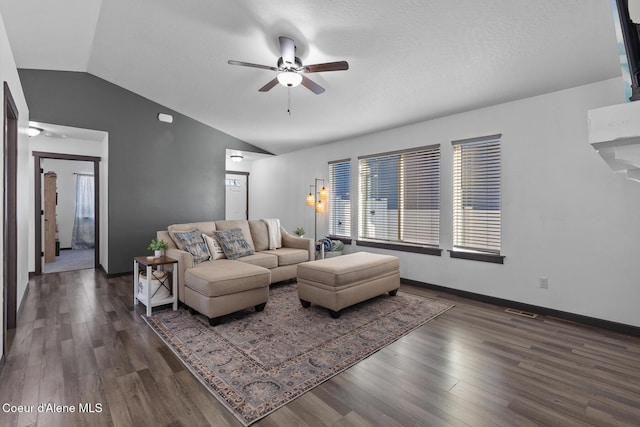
[305,178,328,246]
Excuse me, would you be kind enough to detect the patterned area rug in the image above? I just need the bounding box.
[144,283,453,425]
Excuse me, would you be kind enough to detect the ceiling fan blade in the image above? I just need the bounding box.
[279,36,296,67]
[258,77,279,92]
[303,61,349,73]
[228,60,277,71]
[301,75,325,94]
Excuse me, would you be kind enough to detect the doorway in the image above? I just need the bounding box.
[225,171,249,220]
[3,82,18,361]
[33,152,100,275]
[41,159,96,273]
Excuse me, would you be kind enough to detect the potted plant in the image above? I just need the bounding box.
[294,227,305,238]
[147,238,168,257]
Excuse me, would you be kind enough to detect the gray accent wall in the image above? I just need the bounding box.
[20,69,270,274]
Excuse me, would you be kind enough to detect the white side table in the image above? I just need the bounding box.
[133,255,178,316]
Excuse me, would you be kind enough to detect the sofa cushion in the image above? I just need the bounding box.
[171,228,211,264]
[262,248,309,266]
[215,220,255,250]
[213,228,254,260]
[202,233,226,260]
[237,252,278,269]
[248,220,269,251]
[168,222,216,248]
[185,260,270,297]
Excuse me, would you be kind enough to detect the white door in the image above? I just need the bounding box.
[225,173,248,220]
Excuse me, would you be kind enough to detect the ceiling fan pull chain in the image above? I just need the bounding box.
[288,88,292,116]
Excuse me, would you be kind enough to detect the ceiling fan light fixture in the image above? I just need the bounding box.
[277,71,303,88]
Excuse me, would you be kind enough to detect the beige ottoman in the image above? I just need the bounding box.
[184,259,271,326]
[297,252,400,318]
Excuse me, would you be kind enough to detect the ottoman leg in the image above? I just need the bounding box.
[209,316,221,326]
[300,299,311,308]
[188,306,197,315]
[329,310,341,319]
[255,302,267,312]
[389,289,398,296]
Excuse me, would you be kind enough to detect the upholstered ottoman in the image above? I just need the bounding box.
[297,252,400,318]
[184,259,271,325]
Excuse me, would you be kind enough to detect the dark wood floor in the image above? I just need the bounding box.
[1,269,639,427]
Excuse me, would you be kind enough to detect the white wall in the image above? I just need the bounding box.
[29,132,109,272]
[0,11,30,359]
[40,159,94,248]
[251,77,640,328]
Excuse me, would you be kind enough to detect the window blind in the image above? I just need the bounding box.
[328,159,351,237]
[452,135,501,254]
[358,145,440,247]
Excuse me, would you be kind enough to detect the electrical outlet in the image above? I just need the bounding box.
[539,277,548,289]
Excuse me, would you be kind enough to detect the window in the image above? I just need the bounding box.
[328,159,351,237]
[358,145,440,253]
[452,134,502,261]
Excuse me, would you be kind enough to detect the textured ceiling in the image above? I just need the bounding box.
[0,0,622,154]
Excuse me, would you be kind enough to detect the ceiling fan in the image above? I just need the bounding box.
[228,36,349,95]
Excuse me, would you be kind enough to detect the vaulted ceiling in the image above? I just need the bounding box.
[0,0,622,154]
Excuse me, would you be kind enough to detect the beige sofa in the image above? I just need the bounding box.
[157,219,313,325]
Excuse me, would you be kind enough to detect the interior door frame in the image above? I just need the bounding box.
[33,151,101,275]
[226,170,249,220]
[3,82,18,363]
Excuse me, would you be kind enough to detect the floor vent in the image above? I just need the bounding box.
[505,308,538,318]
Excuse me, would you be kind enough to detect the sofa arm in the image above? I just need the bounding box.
[281,228,314,261]
[157,230,178,249]
[166,248,194,303]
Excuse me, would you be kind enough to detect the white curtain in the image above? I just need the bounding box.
[71,173,95,249]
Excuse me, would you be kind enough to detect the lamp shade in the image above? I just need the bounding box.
[306,192,314,206]
[277,71,303,87]
[319,185,329,201]
[315,199,324,213]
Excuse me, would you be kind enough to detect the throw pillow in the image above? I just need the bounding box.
[172,228,211,264]
[262,218,282,250]
[213,228,254,260]
[202,233,226,260]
